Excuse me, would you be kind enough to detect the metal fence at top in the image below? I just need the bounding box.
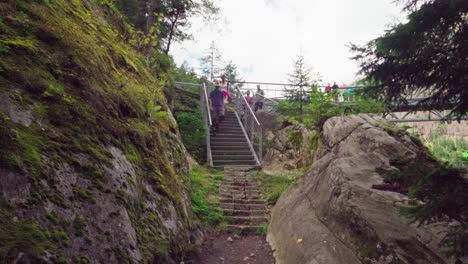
[232,87,262,165]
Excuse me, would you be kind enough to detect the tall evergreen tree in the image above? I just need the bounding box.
[223,61,244,88]
[200,41,224,81]
[351,0,467,119]
[285,53,317,120]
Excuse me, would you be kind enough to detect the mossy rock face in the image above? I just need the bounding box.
[0,1,199,263]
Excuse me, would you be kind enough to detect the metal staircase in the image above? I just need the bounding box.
[197,81,262,168]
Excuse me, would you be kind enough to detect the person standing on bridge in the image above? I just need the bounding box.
[325,83,332,93]
[332,82,339,103]
[254,85,265,112]
[209,80,224,134]
[244,90,254,106]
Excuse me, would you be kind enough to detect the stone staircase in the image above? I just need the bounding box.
[219,166,269,234]
[210,111,257,167]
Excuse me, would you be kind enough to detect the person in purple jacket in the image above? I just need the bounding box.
[209,80,224,134]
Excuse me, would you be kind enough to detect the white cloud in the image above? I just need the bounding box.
[171,0,405,85]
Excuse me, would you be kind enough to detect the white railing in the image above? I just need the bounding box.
[200,82,213,166]
[233,87,262,165]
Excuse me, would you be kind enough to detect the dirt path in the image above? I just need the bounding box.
[194,232,275,264]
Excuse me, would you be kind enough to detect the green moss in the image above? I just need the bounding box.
[73,189,96,204]
[189,164,227,227]
[73,215,87,237]
[0,0,197,262]
[258,223,268,236]
[0,199,54,262]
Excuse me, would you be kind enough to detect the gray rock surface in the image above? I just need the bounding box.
[267,114,447,264]
[263,124,314,173]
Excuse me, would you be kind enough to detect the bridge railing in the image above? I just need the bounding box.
[233,87,262,165]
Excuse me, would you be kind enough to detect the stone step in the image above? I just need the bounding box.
[229,216,269,225]
[220,190,260,197]
[220,198,264,204]
[213,160,257,166]
[220,193,261,200]
[218,186,258,192]
[224,209,269,216]
[218,181,256,187]
[220,189,260,195]
[226,224,263,235]
[221,180,256,186]
[220,202,266,210]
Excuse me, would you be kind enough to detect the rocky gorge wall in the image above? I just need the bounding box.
[0,1,200,263]
[267,114,456,264]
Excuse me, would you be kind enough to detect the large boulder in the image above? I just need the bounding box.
[267,114,448,264]
[263,124,315,173]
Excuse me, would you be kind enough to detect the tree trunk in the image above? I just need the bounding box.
[164,17,178,54]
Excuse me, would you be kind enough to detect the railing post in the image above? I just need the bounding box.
[259,127,263,162]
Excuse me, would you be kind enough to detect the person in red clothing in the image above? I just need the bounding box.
[244,90,254,105]
[325,83,332,93]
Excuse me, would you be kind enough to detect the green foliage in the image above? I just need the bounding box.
[189,165,226,227]
[173,62,201,86]
[377,160,467,260]
[42,83,64,99]
[146,100,168,121]
[276,85,383,129]
[0,199,53,262]
[283,53,319,121]
[0,0,203,261]
[427,125,468,168]
[73,189,96,204]
[176,111,206,163]
[72,215,87,237]
[258,223,268,236]
[254,171,299,205]
[351,0,467,119]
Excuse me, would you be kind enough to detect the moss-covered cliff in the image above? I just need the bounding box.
[0,1,199,262]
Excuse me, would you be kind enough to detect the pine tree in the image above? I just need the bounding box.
[351,0,467,119]
[222,61,244,88]
[285,53,315,120]
[200,41,224,81]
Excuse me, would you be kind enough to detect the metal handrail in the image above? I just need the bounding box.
[200,81,213,166]
[203,82,212,126]
[233,86,263,165]
[237,87,260,126]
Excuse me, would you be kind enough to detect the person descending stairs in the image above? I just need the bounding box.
[210,111,257,167]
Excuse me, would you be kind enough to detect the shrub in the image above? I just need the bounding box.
[175,111,206,163]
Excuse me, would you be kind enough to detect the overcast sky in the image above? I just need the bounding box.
[171,0,406,85]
